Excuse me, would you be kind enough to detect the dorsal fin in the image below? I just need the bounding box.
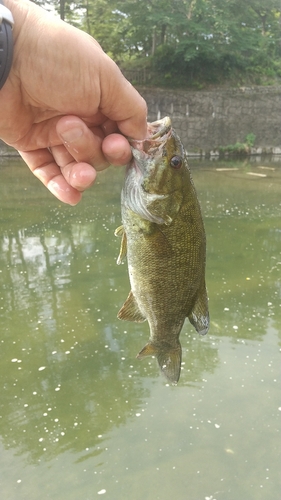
[117,291,146,322]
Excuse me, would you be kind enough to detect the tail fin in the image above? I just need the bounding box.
[137,341,182,384]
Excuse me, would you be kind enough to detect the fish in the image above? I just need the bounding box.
[115,117,209,384]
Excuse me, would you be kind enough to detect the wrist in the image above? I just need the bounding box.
[1,0,59,89]
[0,0,14,89]
[0,0,30,89]
[3,0,30,42]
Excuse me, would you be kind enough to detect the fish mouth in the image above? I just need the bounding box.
[129,116,172,157]
[127,116,172,179]
[147,116,172,140]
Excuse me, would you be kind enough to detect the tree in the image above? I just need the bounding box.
[31,0,281,86]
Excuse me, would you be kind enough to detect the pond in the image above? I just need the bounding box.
[0,155,280,500]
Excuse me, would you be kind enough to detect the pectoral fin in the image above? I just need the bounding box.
[117,291,146,322]
[137,341,182,384]
[188,281,209,335]
[115,225,127,265]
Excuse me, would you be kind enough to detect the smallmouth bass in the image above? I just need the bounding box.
[115,117,209,384]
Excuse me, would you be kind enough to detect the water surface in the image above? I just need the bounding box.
[0,156,280,500]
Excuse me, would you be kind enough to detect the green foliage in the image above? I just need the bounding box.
[37,0,281,87]
[245,133,256,148]
[219,133,256,157]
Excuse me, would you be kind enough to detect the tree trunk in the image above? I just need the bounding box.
[60,0,65,21]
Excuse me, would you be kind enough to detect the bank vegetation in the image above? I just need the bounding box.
[35,0,281,89]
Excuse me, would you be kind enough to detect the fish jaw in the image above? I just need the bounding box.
[129,116,172,154]
[147,116,172,140]
[137,340,182,385]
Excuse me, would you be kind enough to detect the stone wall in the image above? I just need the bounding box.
[1,86,280,157]
[138,86,281,155]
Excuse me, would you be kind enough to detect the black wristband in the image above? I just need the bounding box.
[0,0,14,89]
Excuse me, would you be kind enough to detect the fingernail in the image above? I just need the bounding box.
[60,127,83,144]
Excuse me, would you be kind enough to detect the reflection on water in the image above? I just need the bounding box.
[0,157,280,499]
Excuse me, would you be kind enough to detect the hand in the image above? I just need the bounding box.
[1,0,147,204]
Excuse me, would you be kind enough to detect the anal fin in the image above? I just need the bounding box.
[117,291,146,322]
[188,281,209,335]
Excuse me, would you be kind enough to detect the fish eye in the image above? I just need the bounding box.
[170,155,182,169]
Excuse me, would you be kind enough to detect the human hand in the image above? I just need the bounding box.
[1,0,147,204]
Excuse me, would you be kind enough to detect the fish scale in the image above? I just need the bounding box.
[116,117,209,384]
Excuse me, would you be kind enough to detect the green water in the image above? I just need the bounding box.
[0,156,280,500]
